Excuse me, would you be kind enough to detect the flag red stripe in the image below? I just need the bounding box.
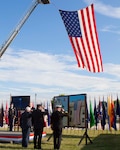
[75,38,85,67]
[69,37,80,67]
[80,37,90,69]
[77,4,103,72]
[60,4,103,72]
[91,4,103,72]
[81,8,93,71]
[86,6,96,72]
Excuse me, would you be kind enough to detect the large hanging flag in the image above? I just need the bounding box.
[90,100,95,128]
[59,4,103,73]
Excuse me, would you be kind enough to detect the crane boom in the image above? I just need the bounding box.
[0,0,50,58]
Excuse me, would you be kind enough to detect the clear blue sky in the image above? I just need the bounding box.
[0,0,120,106]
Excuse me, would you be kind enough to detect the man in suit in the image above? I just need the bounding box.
[32,104,47,149]
[51,104,67,150]
[20,106,32,148]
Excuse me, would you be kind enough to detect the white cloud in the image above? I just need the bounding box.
[100,25,120,35]
[84,0,120,18]
[104,63,120,78]
[0,48,120,105]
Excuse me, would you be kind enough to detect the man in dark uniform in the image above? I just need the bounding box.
[20,106,32,148]
[32,104,47,149]
[51,104,67,150]
[8,103,16,131]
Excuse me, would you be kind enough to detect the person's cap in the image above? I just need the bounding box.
[25,106,31,112]
[55,104,62,108]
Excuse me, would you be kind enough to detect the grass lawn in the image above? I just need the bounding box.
[0,128,120,150]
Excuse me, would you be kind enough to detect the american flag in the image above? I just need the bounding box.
[59,4,103,73]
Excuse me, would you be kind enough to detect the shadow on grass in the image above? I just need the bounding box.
[1,132,120,150]
[0,145,23,150]
[0,141,31,150]
[80,133,120,150]
[47,133,83,140]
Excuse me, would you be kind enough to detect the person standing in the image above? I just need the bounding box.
[8,103,16,131]
[20,106,32,148]
[51,105,67,150]
[32,104,47,149]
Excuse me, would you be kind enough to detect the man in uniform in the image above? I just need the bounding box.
[51,104,67,150]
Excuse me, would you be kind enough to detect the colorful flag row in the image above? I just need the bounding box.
[90,96,119,130]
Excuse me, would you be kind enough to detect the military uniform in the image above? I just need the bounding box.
[51,105,65,150]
